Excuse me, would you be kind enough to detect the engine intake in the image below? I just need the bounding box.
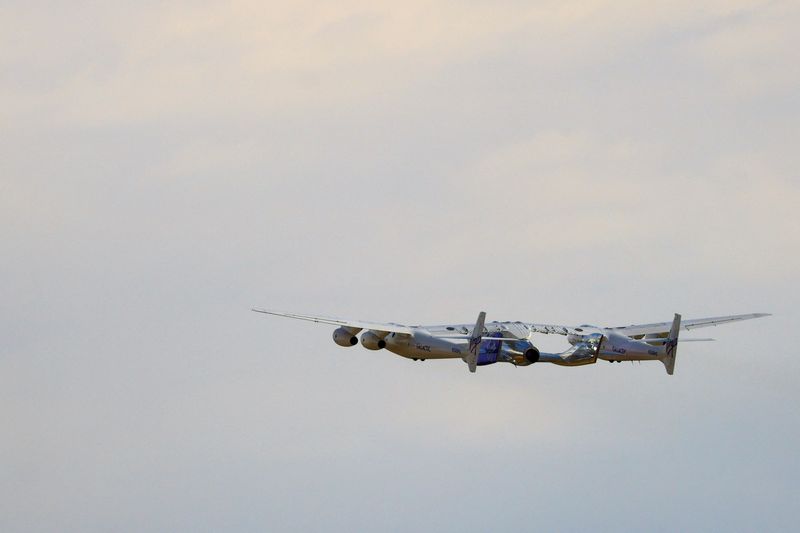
[333,327,358,347]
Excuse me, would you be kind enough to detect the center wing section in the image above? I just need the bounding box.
[251,308,414,335]
[425,321,573,338]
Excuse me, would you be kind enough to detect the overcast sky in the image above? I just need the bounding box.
[2,1,799,531]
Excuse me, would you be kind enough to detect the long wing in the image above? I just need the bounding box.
[251,308,414,335]
[610,313,770,337]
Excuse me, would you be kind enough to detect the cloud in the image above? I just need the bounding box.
[691,1,800,98]
[3,0,791,126]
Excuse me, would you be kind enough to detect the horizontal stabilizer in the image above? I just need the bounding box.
[647,337,714,344]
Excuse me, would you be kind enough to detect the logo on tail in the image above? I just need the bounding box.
[664,338,678,357]
[468,335,481,355]
[660,313,681,376]
[464,311,486,374]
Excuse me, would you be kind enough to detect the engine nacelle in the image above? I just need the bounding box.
[360,331,387,350]
[333,327,359,347]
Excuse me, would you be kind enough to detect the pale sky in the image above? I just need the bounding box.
[2,1,799,531]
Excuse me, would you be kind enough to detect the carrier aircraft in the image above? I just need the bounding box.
[252,309,770,375]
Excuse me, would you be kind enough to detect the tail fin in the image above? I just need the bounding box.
[464,311,486,373]
[660,313,681,375]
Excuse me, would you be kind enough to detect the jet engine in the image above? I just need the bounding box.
[500,342,540,366]
[523,347,540,364]
[479,334,541,366]
[360,331,387,350]
[333,327,359,347]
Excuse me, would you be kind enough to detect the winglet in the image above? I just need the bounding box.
[464,311,486,373]
[660,313,681,375]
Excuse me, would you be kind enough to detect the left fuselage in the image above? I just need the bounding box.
[384,330,464,360]
[383,329,539,367]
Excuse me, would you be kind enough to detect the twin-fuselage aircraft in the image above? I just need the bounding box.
[252,309,769,374]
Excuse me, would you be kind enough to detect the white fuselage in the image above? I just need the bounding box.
[384,330,465,359]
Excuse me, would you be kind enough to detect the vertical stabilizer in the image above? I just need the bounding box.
[660,313,681,375]
[464,311,486,373]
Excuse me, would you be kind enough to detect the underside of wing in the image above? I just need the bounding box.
[610,313,770,337]
[251,308,414,335]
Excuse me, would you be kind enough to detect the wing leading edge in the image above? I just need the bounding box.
[251,308,414,335]
[610,313,770,337]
